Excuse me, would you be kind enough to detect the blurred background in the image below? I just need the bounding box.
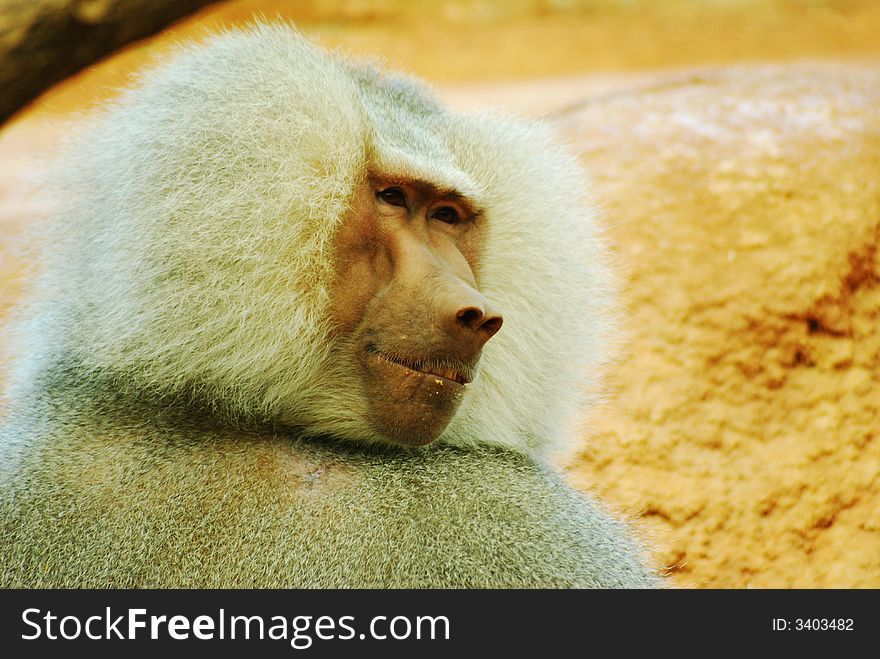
[1,0,878,588]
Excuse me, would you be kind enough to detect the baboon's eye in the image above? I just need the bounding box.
[430,206,461,225]
[378,187,407,208]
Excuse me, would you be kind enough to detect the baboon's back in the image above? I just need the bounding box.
[0,399,657,588]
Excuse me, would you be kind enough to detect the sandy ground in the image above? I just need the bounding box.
[1,0,879,587]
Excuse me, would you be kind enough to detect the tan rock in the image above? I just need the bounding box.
[559,64,880,588]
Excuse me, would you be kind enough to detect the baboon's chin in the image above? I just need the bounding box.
[373,413,454,447]
[359,348,466,447]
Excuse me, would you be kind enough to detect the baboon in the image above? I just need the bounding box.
[0,25,658,588]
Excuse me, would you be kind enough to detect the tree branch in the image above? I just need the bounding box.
[0,0,221,125]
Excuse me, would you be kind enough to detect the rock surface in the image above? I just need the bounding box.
[556,64,880,587]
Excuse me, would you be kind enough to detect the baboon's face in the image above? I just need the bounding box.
[329,175,503,446]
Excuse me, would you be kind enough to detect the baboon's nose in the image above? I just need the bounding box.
[456,305,503,345]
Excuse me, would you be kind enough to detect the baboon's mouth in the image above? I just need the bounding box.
[366,346,473,385]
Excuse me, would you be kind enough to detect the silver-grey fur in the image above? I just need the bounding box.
[0,25,658,588]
